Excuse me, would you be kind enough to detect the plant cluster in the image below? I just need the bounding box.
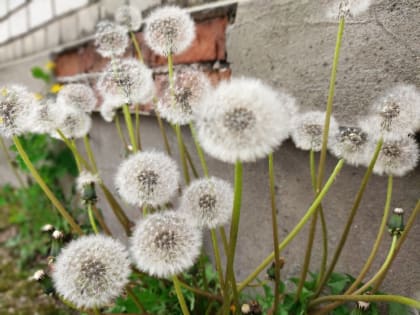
[0,2,419,315]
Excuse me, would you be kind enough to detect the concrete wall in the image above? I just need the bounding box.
[0,0,419,305]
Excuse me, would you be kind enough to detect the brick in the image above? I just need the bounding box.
[137,17,228,67]
[77,4,100,37]
[29,0,53,28]
[54,0,88,16]
[32,28,45,52]
[46,21,60,48]
[23,34,34,55]
[9,7,28,37]
[60,15,78,43]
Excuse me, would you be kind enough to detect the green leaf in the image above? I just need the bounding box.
[31,66,51,83]
[389,302,411,315]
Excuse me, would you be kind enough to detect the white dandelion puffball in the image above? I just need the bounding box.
[366,84,420,135]
[180,177,233,229]
[76,171,101,193]
[157,68,211,125]
[57,84,97,113]
[328,125,370,166]
[144,6,195,56]
[24,97,58,134]
[115,151,179,207]
[326,0,373,19]
[52,235,131,309]
[95,20,129,58]
[100,98,120,122]
[291,111,339,152]
[130,211,202,278]
[0,85,35,138]
[115,5,142,31]
[371,135,419,177]
[52,105,92,139]
[197,77,296,163]
[97,58,155,105]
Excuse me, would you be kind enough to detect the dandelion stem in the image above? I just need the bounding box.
[314,138,383,296]
[92,307,101,315]
[316,16,345,191]
[130,31,143,62]
[83,135,98,173]
[126,286,147,313]
[238,159,344,292]
[189,122,209,177]
[122,104,138,153]
[172,275,191,315]
[0,136,25,187]
[12,136,83,235]
[178,278,223,302]
[175,124,190,184]
[88,203,99,234]
[155,110,172,156]
[184,142,199,179]
[115,113,129,150]
[71,139,82,171]
[56,129,90,169]
[91,204,111,235]
[211,229,225,294]
[134,104,142,151]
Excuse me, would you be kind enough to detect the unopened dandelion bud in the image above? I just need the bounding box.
[32,269,46,281]
[31,269,54,295]
[52,230,64,240]
[388,208,404,237]
[41,224,55,233]
[76,171,100,204]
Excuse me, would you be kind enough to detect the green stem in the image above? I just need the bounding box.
[115,113,129,150]
[178,278,223,302]
[318,206,328,285]
[314,138,383,296]
[175,124,190,184]
[167,53,175,93]
[211,229,225,294]
[0,136,25,187]
[316,16,345,191]
[122,104,138,153]
[219,227,229,257]
[172,275,191,315]
[309,294,420,310]
[71,139,82,171]
[223,161,243,313]
[155,111,172,156]
[189,122,209,177]
[238,159,344,292]
[126,286,146,313]
[184,142,199,179]
[130,31,143,62]
[135,104,142,151]
[83,135,98,173]
[268,153,281,313]
[343,174,393,294]
[12,136,83,235]
[88,203,99,234]
[91,204,111,235]
[56,129,90,169]
[92,308,101,315]
[354,235,398,294]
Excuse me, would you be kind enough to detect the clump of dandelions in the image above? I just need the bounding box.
[144,6,195,56]
[328,124,370,166]
[52,235,131,309]
[0,85,35,137]
[370,135,419,177]
[115,151,179,207]
[363,84,420,135]
[57,84,97,113]
[180,177,233,229]
[326,0,373,19]
[157,68,211,125]
[197,77,297,163]
[52,105,92,139]
[291,111,339,152]
[115,5,142,31]
[97,58,155,105]
[130,211,202,278]
[95,20,129,58]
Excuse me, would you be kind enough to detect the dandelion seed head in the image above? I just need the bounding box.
[115,151,179,207]
[157,68,211,125]
[372,135,419,176]
[97,59,155,105]
[57,84,97,113]
[100,98,120,122]
[95,21,129,58]
[52,106,92,139]
[197,77,296,163]
[130,211,202,278]
[24,97,58,134]
[326,0,373,19]
[115,5,142,31]
[0,85,35,137]
[329,125,370,166]
[291,111,339,152]
[52,235,131,309]
[144,6,195,56]
[180,177,233,229]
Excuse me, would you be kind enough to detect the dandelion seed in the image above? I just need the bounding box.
[180,177,233,229]
[0,85,35,137]
[115,151,179,207]
[144,6,195,56]
[157,68,211,125]
[328,124,370,166]
[130,211,202,278]
[197,77,297,163]
[291,111,339,152]
[95,21,129,58]
[57,84,97,113]
[97,58,155,105]
[371,135,419,177]
[52,235,131,309]
[115,5,142,31]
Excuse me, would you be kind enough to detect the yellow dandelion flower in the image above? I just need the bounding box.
[50,84,62,94]
[45,61,56,71]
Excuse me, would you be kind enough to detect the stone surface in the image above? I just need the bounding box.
[59,14,79,43]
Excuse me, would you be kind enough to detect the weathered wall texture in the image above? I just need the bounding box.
[0,0,419,306]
